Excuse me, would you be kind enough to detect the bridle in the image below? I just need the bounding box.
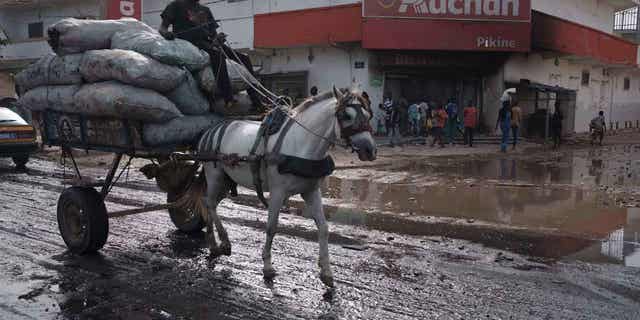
[335,92,374,144]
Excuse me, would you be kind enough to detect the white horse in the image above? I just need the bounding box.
[185,87,377,287]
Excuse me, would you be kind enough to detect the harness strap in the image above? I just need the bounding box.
[250,116,296,209]
[267,118,295,163]
[249,119,269,208]
[213,121,233,168]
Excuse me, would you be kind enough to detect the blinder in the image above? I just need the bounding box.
[336,94,373,143]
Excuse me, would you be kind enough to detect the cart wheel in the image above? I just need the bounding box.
[57,187,109,254]
[167,191,204,233]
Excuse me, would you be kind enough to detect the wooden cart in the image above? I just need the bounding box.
[33,110,204,254]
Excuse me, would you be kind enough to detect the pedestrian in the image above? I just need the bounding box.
[310,86,318,97]
[362,91,371,107]
[418,100,430,136]
[398,97,409,136]
[590,111,606,146]
[510,99,522,150]
[463,100,477,147]
[551,105,563,149]
[445,98,459,144]
[408,102,421,137]
[431,104,448,148]
[383,97,395,137]
[496,100,512,152]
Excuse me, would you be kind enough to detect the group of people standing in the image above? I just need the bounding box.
[379,97,479,148]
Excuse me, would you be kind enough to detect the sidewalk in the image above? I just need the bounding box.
[331,134,536,169]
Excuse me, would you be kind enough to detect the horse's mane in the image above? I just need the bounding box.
[293,91,334,114]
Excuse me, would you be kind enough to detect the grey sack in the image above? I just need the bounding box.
[73,81,182,123]
[143,114,223,146]
[80,49,187,93]
[111,30,210,72]
[19,85,80,112]
[167,72,210,115]
[14,54,83,95]
[48,18,155,55]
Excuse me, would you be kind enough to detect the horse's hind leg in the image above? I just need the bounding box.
[302,188,334,287]
[203,163,228,257]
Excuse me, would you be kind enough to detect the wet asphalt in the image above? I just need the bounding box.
[1,146,640,319]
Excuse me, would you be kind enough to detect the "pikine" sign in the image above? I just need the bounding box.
[364,0,531,22]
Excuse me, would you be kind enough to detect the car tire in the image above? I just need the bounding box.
[12,155,29,169]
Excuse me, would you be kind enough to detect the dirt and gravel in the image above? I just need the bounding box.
[1,134,640,319]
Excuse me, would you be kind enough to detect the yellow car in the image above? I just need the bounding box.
[0,98,37,169]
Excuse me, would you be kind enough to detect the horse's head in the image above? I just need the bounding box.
[333,86,377,161]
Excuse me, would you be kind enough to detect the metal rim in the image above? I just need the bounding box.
[60,200,88,247]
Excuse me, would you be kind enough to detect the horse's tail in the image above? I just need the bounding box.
[175,168,209,223]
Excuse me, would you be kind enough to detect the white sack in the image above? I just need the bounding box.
[19,85,80,112]
[74,81,182,123]
[167,72,210,115]
[47,18,155,55]
[80,49,187,92]
[111,30,209,72]
[14,54,83,95]
[143,114,223,146]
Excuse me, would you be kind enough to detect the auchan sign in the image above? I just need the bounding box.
[364,0,531,22]
[107,0,142,20]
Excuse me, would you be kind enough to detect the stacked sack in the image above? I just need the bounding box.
[17,18,259,147]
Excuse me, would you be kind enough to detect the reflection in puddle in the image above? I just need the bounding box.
[323,146,640,267]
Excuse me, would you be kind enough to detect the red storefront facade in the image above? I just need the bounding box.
[254,1,639,132]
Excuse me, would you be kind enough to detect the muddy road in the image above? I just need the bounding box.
[1,146,640,319]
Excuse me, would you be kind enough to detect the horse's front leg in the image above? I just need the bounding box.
[262,188,286,280]
[302,188,334,287]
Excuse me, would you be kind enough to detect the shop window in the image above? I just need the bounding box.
[624,78,631,91]
[581,70,590,86]
[28,22,43,39]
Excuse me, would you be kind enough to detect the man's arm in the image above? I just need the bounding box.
[159,20,175,40]
[159,2,177,40]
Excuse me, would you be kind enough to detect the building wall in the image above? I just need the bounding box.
[0,72,15,97]
[142,0,359,50]
[609,68,640,128]
[0,0,103,60]
[501,52,640,132]
[532,0,616,34]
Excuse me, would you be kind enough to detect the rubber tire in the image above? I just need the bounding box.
[12,155,29,169]
[57,187,109,254]
[167,191,205,234]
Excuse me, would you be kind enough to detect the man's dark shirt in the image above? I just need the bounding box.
[161,0,218,48]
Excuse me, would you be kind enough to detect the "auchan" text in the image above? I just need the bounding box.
[398,0,522,17]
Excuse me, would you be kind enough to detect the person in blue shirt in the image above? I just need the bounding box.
[445,99,458,144]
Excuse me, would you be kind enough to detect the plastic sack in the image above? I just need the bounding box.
[18,85,80,112]
[111,30,209,72]
[74,81,182,123]
[167,72,210,115]
[14,54,83,95]
[79,49,187,93]
[143,114,223,146]
[47,18,155,55]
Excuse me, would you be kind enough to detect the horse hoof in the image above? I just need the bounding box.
[209,246,222,258]
[263,267,277,280]
[320,273,334,287]
[220,243,232,256]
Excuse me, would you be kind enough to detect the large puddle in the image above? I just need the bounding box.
[321,146,640,267]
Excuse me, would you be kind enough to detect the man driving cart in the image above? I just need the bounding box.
[159,0,262,113]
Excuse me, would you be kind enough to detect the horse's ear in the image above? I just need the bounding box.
[332,86,344,101]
